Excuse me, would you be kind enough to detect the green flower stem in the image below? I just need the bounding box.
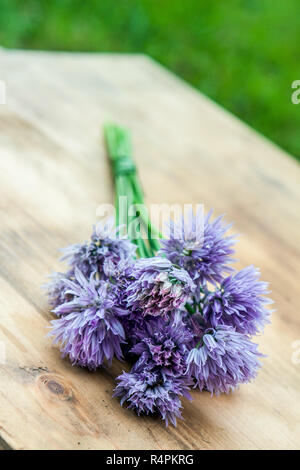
[185,303,195,315]
[104,123,161,258]
[130,174,163,246]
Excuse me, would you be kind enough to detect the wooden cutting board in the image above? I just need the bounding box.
[0,49,299,450]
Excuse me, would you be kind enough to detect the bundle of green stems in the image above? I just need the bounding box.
[104,123,161,258]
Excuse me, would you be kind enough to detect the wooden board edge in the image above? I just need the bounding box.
[0,436,13,451]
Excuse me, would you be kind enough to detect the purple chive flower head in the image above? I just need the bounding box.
[49,267,127,370]
[61,218,136,278]
[114,368,192,426]
[159,210,236,286]
[126,257,195,317]
[131,313,193,377]
[203,266,272,335]
[186,325,262,395]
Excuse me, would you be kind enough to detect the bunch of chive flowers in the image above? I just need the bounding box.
[45,124,272,427]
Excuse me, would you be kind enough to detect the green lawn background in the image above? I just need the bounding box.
[1,0,299,160]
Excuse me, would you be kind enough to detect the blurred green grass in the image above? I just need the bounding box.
[0,0,299,160]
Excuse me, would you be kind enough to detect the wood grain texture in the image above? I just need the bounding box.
[0,49,299,450]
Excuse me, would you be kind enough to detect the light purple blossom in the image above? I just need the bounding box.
[186,325,262,395]
[131,313,193,377]
[126,257,195,317]
[159,210,236,287]
[114,368,192,426]
[49,267,127,370]
[61,219,136,279]
[203,266,272,335]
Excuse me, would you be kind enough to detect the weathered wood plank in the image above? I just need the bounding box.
[0,50,299,450]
